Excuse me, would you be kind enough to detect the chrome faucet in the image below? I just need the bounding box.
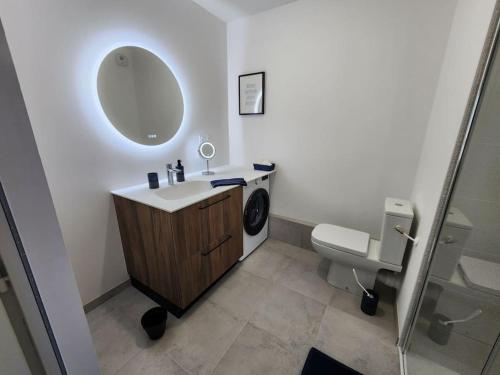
[166,163,181,186]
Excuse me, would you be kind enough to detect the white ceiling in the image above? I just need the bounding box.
[191,0,298,22]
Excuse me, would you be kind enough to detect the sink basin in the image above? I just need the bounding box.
[155,180,212,201]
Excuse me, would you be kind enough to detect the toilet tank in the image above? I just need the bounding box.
[380,198,414,266]
[431,207,472,280]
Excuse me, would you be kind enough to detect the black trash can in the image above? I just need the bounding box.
[360,289,379,316]
[141,307,168,340]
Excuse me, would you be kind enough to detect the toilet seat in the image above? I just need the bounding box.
[311,224,369,257]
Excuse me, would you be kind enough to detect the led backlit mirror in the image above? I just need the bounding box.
[97,46,184,146]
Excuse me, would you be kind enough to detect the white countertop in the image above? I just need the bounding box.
[111,165,275,213]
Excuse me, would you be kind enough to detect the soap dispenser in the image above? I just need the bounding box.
[176,160,185,182]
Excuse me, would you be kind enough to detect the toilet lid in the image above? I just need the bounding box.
[459,256,500,297]
[312,224,369,257]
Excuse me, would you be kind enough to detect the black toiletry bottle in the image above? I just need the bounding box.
[176,160,185,182]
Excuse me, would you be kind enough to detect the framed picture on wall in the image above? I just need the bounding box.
[239,72,265,115]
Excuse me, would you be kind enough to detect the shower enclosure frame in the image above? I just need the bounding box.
[400,1,500,370]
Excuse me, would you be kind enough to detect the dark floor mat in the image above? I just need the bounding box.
[301,347,363,375]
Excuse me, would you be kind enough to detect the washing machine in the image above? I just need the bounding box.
[240,175,270,260]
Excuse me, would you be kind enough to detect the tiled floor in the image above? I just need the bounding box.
[86,239,400,375]
[407,320,491,375]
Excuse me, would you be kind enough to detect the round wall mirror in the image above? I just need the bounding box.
[198,142,216,175]
[97,46,184,146]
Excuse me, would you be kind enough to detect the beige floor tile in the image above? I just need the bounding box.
[89,287,180,374]
[163,301,246,375]
[276,257,334,305]
[116,350,188,375]
[329,287,397,343]
[87,287,169,335]
[406,351,461,375]
[239,244,291,281]
[213,323,303,375]
[263,238,321,267]
[88,240,399,375]
[208,267,272,320]
[409,320,491,375]
[315,306,400,375]
[86,287,143,334]
[92,314,149,375]
[250,284,326,354]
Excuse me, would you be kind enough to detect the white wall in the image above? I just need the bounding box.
[228,0,456,237]
[397,0,497,338]
[0,19,99,373]
[0,0,228,304]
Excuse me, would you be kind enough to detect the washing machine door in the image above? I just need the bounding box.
[244,188,270,236]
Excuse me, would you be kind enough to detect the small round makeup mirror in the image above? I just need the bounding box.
[198,142,216,175]
[198,142,216,159]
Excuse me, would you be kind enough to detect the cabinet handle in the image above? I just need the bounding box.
[202,234,232,256]
[198,194,231,210]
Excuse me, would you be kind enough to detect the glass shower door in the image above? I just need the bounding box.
[0,194,61,374]
[405,19,500,375]
[482,335,500,374]
[0,256,45,374]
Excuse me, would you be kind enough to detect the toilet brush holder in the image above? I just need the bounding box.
[428,309,482,345]
[352,268,379,316]
[428,313,453,345]
[361,289,379,316]
[420,282,444,319]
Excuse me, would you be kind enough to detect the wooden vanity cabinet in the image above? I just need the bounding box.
[113,186,243,316]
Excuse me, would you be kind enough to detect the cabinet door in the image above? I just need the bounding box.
[171,202,207,308]
[198,187,243,285]
[113,196,180,304]
[171,187,243,307]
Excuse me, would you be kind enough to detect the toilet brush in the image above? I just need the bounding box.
[428,309,482,345]
[353,269,373,298]
[353,269,379,316]
[438,309,482,326]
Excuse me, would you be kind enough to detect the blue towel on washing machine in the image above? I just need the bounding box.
[210,178,247,188]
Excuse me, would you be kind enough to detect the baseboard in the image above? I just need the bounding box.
[83,280,130,313]
[268,213,315,251]
[270,213,317,228]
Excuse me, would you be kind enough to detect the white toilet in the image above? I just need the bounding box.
[312,198,414,295]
